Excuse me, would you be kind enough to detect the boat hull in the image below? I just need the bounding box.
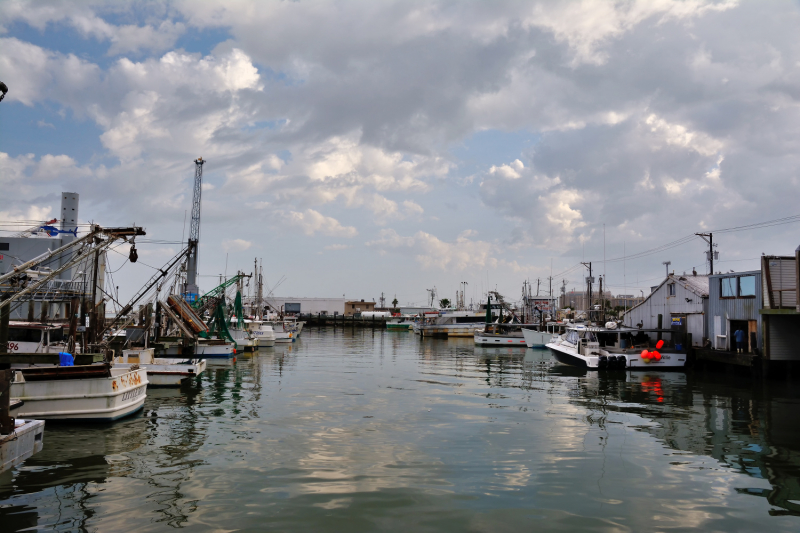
[522,328,552,348]
[474,333,527,345]
[1,419,45,473]
[546,342,687,370]
[196,342,235,358]
[11,367,148,421]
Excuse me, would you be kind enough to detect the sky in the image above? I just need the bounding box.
[2,0,800,307]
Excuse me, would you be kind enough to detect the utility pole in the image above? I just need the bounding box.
[581,262,593,318]
[695,233,716,275]
[536,278,540,297]
[662,260,671,278]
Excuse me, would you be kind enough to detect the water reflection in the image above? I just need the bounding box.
[0,329,798,531]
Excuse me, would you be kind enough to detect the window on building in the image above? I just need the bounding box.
[668,283,676,296]
[738,276,756,297]
[0,243,9,251]
[721,277,736,298]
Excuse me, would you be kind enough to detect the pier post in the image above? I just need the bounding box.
[0,369,12,435]
[0,294,8,356]
[657,314,663,343]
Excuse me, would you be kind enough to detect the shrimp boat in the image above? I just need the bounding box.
[546,324,688,370]
[114,348,205,386]
[10,363,148,420]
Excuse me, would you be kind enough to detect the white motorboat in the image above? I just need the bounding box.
[1,418,45,473]
[11,364,148,420]
[228,325,259,351]
[546,325,688,370]
[114,348,206,387]
[245,320,275,347]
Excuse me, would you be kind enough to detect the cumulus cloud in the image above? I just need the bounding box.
[367,228,496,271]
[282,209,358,238]
[221,238,252,252]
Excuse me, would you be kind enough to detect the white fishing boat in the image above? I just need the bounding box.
[474,322,529,345]
[266,320,296,343]
[522,322,570,348]
[11,363,148,420]
[1,418,45,473]
[418,310,488,338]
[114,348,205,386]
[196,339,235,357]
[245,320,275,347]
[228,321,259,351]
[546,324,688,370]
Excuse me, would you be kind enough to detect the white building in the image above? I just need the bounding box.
[259,297,346,315]
[622,273,709,347]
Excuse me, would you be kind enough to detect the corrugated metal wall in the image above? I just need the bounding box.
[763,256,797,309]
[708,271,762,350]
[768,315,800,361]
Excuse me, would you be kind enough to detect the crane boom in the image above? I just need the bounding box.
[184,157,204,302]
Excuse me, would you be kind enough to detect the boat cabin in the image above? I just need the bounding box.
[5,322,67,353]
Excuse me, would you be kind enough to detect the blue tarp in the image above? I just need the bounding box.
[59,352,74,366]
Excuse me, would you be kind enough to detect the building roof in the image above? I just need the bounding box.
[674,274,709,296]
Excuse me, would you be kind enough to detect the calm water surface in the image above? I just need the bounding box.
[2,328,800,532]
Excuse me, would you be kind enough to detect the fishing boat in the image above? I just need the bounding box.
[546,324,688,370]
[522,322,570,348]
[473,322,529,345]
[228,320,259,351]
[114,348,205,386]
[195,339,235,357]
[245,319,275,347]
[10,363,148,420]
[417,310,489,338]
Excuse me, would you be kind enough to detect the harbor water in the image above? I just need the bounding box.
[2,329,799,532]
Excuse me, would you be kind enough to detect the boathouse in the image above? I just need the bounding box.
[621,273,709,347]
[707,271,762,352]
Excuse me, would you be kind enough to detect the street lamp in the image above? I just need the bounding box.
[662,261,671,278]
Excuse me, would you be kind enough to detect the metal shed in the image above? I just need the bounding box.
[708,271,762,352]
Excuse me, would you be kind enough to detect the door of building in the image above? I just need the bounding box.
[729,319,755,353]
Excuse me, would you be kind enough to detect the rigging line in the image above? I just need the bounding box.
[108,247,160,271]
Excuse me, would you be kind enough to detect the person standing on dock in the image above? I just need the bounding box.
[733,328,745,353]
